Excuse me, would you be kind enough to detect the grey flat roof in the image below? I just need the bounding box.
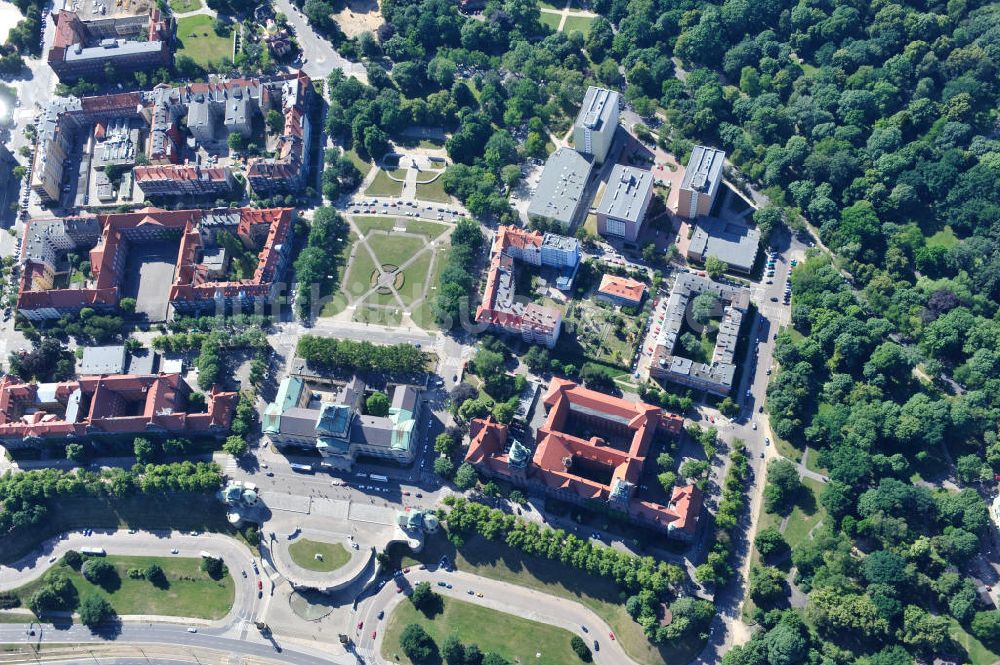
[126,350,157,375]
[597,164,652,223]
[81,345,127,375]
[575,86,619,132]
[65,38,162,61]
[688,218,760,272]
[279,407,320,437]
[527,148,593,226]
[681,145,725,197]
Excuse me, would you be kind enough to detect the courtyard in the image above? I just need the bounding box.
[122,241,180,322]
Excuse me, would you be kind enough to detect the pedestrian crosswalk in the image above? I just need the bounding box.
[356,647,374,663]
[222,457,238,475]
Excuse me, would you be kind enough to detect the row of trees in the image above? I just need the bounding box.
[694,440,748,586]
[293,207,351,319]
[0,463,223,539]
[443,497,703,645]
[296,336,425,375]
[432,218,483,329]
[151,328,269,353]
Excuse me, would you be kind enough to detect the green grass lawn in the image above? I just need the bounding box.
[353,215,397,236]
[949,618,1000,665]
[803,447,828,475]
[415,177,452,204]
[406,220,448,240]
[562,14,595,36]
[10,555,233,619]
[288,539,351,573]
[353,304,403,326]
[365,169,404,197]
[412,247,449,330]
[345,148,373,179]
[540,11,563,30]
[782,477,828,550]
[388,534,701,665]
[382,595,581,665]
[369,234,426,268]
[168,0,202,12]
[398,251,432,306]
[773,432,803,463]
[342,245,379,300]
[318,231,357,318]
[927,225,959,249]
[175,15,233,68]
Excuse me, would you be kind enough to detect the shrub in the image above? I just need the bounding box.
[570,635,593,661]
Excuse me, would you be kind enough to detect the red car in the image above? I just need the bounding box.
[372,631,377,640]
[609,632,616,641]
[257,580,263,590]
[396,586,403,593]
[357,621,363,630]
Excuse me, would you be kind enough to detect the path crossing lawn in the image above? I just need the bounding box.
[343,247,379,300]
[382,595,580,665]
[540,11,562,29]
[176,15,233,68]
[169,0,202,12]
[399,252,433,305]
[9,555,233,619]
[782,477,828,549]
[288,539,350,573]
[412,247,449,329]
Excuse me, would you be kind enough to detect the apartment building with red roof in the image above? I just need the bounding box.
[0,373,236,447]
[597,274,647,307]
[475,226,581,348]
[17,207,294,322]
[465,378,700,539]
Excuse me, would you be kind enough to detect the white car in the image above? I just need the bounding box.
[170,548,179,554]
[752,422,757,430]
[187,627,198,633]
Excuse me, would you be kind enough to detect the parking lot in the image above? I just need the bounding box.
[122,241,180,321]
[350,198,465,223]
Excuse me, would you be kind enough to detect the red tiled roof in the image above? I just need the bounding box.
[598,274,646,305]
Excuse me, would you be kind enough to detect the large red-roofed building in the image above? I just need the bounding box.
[0,373,236,447]
[17,206,294,321]
[465,378,700,539]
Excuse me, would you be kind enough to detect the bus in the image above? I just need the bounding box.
[80,547,105,556]
[199,551,220,560]
[290,463,314,473]
[370,474,389,483]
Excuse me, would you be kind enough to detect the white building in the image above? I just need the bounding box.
[573,87,620,164]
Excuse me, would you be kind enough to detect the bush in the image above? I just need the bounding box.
[78,594,115,627]
[570,635,593,661]
[201,556,225,580]
[144,563,165,585]
[400,623,437,663]
[62,550,82,570]
[223,435,248,457]
[82,559,117,588]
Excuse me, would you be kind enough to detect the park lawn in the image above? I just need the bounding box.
[318,231,357,318]
[562,14,595,36]
[175,15,233,68]
[382,595,580,665]
[342,245,379,300]
[288,539,350,573]
[406,220,448,240]
[169,0,202,12]
[415,177,451,204]
[538,0,563,8]
[949,618,1000,665]
[398,251,433,306]
[353,304,402,326]
[345,148,373,179]
[0,495,243,566]
[363,288,399,308]
[782,477,828,550]
[926,226,958,249]
[583,213,598,238]
[412,248,448,330]
[390,534,701,665]
[11,555,233,619]
[353,216,396,236]
[369,235,426,268]
[365,170,404,197]
[803,447,828,475]
[772,432,803,463]
[540,11,562,30]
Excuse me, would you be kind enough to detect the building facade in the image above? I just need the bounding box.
[596,164,653,243]
[465,378,700,539]
[0,373,235,447]
[263,376,422,470]
[677,145,725,219]
[572,86,620,164]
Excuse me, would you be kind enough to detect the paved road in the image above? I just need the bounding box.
[355,567,638,665]
[272,0,365,81]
